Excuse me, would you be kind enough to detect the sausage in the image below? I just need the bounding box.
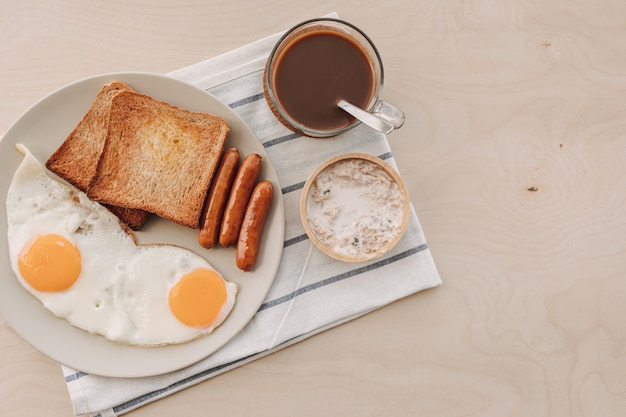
[198,147,240,249]
[219,153,262,247]
[236,181,273,271]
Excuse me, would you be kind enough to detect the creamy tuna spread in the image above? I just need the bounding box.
[306,158,406,260]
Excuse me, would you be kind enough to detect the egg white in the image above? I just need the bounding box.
[5,144,237,346]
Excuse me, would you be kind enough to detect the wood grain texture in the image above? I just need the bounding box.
[2,0,626,416]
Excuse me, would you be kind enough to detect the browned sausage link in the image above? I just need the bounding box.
[219,153,262,247]
[236,181,273,272]
[198,147,240,249]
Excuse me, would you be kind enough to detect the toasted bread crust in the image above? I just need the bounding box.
[46,81,150,230]
[46,81,131,190]
[87,90,230,229]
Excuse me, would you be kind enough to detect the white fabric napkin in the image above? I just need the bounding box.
[61,14,442,417]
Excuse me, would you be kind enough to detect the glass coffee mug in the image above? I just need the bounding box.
[263,18,405,138]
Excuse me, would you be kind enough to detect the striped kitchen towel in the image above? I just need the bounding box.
[62,15,442,417]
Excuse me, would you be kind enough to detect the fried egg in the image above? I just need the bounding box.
[6,144,237,346]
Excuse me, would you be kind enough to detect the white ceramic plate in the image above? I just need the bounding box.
[0,72,284,378]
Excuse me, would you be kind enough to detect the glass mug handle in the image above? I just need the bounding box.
[371,100,405,130]
[337,99,405,134]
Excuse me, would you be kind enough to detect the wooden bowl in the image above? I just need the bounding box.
[300,153,410,262]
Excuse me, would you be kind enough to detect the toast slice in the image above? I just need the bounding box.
[87,90,230,229]
[46,81,150,230]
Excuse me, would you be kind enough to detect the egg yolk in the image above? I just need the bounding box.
[18,234,82,292]
[168,268,227,328]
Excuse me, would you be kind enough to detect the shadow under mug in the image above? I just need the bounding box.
[263,18,404,138]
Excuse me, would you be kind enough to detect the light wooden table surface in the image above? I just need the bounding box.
[2,1,626,416]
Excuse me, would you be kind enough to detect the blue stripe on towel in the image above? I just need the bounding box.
[258,244,428,312]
